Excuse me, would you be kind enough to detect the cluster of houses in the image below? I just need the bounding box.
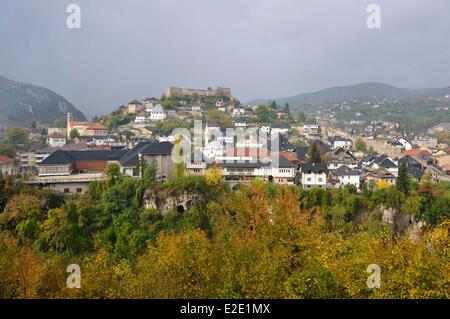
[135,103,168,123]
[5,88,449,195]
[126,95,246,124]
[212,99,246,117]
[15,113,128,175]
[21,112,450,195]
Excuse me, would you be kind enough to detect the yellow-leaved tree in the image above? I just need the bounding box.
[205,165,222,186]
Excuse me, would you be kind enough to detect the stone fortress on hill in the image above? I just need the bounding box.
[165,86,232,98]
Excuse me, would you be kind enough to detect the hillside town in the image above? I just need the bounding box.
[1,86,448,195]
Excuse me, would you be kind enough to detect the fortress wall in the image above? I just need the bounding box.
[166,87,232,97]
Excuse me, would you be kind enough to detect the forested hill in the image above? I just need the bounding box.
[247,82,450,107]
[0,75,86,128]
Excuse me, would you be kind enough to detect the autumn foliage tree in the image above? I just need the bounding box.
[0,172,449,299]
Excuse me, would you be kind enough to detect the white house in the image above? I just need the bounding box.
[145,103,155,112]
[366,154,399,177]
[235,117,248,128]
[271,124,290,136]
[265,155,295,185]
[329,136,352,150]
[299,163,328,189]
[47,133,67,147]
[192,104,202,112]
[398,138,412,151]
[149,104,167,121]
[232,107,245,117]
[304,121,320,139]
[135,111,148,123]
[331,165,360,189]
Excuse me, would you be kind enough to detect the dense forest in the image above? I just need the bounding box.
[0,165,449,299]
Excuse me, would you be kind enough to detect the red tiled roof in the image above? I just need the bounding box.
[70,121,107,130]
[70,121,92,126]
[280,151,297,162]
[48,132,66,139]
[86,123,107,130]
[0,155,14,165]
[402,149,431,156]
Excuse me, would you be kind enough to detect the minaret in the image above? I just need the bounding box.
[67,112,73,138]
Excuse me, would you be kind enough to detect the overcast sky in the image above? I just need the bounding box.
[2,0,450,117]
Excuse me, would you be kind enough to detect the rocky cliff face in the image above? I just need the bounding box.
[379,205,425,239]
[0,75,86,128]
[143,189,205,214]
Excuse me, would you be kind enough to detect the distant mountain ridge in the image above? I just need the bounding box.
[247,82,450,107]
[0,75,86,128]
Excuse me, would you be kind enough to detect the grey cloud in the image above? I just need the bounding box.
[1,0,450,117]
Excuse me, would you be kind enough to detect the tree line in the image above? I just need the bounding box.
[0,166,448,298]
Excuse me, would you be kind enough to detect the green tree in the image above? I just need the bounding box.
[143,162,157,186]
[426,197,450,225]
[206,109,233,128]
[0,144,16,158]
[174,162,186,180]
[5,127,29,149]
[69,129,80,141]
[354,138,367,152]
[255,105,276,124]
[309,142,321,164]
[270,100,278,110]
[296,110,307,123]
[396,161,409,194]
[105,163,122,185]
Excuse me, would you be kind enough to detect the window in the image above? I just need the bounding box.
[307,178,312,182]
[64,188,70,193]
[318,178,323,182]
[76,188,82,193]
